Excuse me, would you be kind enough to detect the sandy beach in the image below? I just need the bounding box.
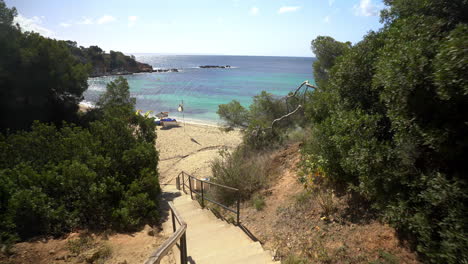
[156,122,242,185]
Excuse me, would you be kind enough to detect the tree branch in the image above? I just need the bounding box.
[271,104,303,128]
[270,80,317,128]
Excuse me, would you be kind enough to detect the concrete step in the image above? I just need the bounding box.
[178,210,219,224]
[187,231,252,256]
[227,251,276,264]
[160,185,277,264]
[194,241,264,263]
[185,222,230,238]
[187,227,250,247]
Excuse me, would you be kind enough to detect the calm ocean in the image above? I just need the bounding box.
[84,55,315,124]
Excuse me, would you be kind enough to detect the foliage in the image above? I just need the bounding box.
[67,234,95,255]
[314,190,338,217]
[310,36,351,88]
[302,1,468,263]
[0,1,90,131]
[218,91,296,149]
[216,100,249,131]
[210,147,270,204]
[0,77,160,244]
[251,194,266,211]
[282,255,309,264]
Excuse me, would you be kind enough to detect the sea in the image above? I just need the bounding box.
[84,55,315,125]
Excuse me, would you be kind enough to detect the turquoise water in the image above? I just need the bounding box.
[84,55,314,124]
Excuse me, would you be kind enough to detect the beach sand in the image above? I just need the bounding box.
[156,123,242,185]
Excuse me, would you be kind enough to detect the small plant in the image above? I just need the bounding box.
[226,216,236,225]
[210,146,270,204]
[252,194,266,211]
[282,254,309,264]
[368,250,399,264]
[67,234,94,254]
[315,189,338,217]
[294,191,312,205]
[93,244,112,264]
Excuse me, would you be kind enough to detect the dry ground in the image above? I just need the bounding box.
[240,144,421,264]
[0,225,168,264]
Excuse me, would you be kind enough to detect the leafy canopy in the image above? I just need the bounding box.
[302,0,468,263]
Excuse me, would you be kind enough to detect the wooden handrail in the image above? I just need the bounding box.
[178,171,241,225]
[145,202,187,264]
[181,171,239,191]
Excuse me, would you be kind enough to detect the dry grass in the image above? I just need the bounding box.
[238,144,421,264]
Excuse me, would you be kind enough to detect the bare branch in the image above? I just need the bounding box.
[269,80,317,128]
[271,104,302,128]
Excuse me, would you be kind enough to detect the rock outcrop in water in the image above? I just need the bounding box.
[152,68,179,73]
[199,65,231,68]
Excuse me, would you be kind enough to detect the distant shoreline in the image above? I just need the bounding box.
[78,101,222,128]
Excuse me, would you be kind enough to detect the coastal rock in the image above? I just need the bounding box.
[137,62,153,72]
[199,65,231,68]
[152,68,179,73]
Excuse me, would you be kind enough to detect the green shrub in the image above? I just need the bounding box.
[282,254,309,264]
[302,1,468,262]
[67,234,94,255]
[0,77,160,243]
[210,146,270,205]
[251,194,266,211]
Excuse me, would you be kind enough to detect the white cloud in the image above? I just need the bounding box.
[128,16,138,27]
[353,0,379,16]
[97,15,116,24]
[59,22,71,28]
[278,6,301,14]
[329,0,335,6]
[14,14,55,37]
[323,15,330,23]
[77,17,94,25]
[249,7,259,16]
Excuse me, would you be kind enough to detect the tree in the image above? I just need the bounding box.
[217,100,249,131]
[97,77,136,110]
[310,36,350,87]
[302,1,468,262]
[0,1,89,131]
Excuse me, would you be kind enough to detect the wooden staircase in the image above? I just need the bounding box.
[159,184,278,264]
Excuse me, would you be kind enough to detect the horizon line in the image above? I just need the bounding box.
[128,52,315,58]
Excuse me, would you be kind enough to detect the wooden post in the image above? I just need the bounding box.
[171,209,176,233]
[201,181,205,208]
[181,233,187,264]
[182,172,185,193]
[188,176,193,200]
[176,176,180,190]
[237,192,241,225]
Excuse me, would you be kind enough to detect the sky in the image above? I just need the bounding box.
[6,0,385,57]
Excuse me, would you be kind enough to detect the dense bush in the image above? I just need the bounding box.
[0,77,160,244]
[218,90,302,149]
[210,147,270,204]
[214,89,301,203]
[302,0,468,263]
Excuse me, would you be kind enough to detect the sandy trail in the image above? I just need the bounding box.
[156,123,242,185]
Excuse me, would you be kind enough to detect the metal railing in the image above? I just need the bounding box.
[177,171,241,225]
[145,202,187,264]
